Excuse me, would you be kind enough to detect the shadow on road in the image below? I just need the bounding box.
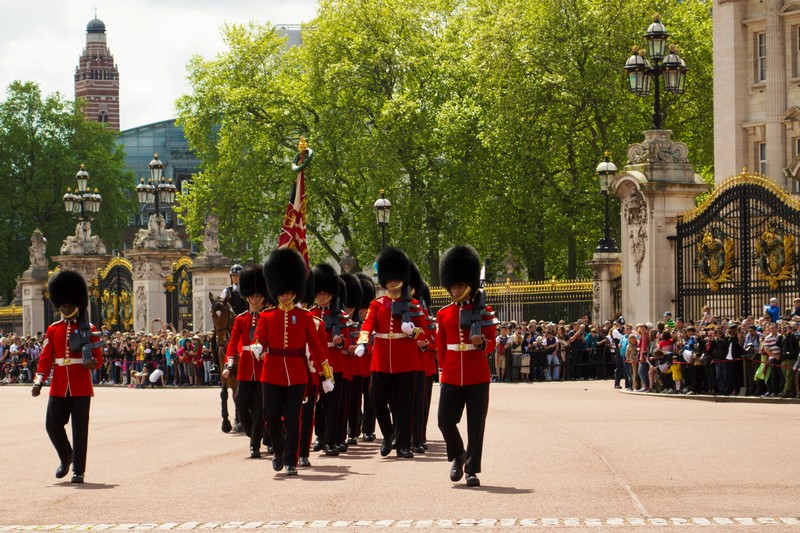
[452,485,534,494]
[48,482,119,490]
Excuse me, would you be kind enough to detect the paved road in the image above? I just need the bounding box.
[2,381,800,531]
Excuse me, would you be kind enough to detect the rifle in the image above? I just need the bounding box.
[390,284,412,323]
[68,308,106,367]
[460,264,488,339]
[324,295,343,337]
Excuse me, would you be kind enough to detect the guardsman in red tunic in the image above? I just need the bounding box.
[225,267,268,458]
[355,273,377,441]
[354,247,426,458]
[32,270,104,484]
[259,248,333,476]
[340,273,364,446]
[436,245,498,487]
[299,271,326,468]
[408,262,432,454]
[309,264,350,456]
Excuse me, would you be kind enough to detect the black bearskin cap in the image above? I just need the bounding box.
[440,245,481,296]
[340,273,363,310]
[376,246,410,288]
[419,282,432,310]
[312,263,339,298]
[337,277,347,309]
[356,272,375,308]
[239,267,268,298]
[300,270,316,307]
[263,248,307,302]
[48,270,88,309]
[409,262,424,297]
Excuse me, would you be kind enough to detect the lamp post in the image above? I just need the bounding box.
[63,163,102,221]
[373,189,392,249]
[136,153,176,224]
[624,14,688,130]
[595,152,619,253]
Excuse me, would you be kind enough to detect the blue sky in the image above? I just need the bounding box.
[0,0,317,130]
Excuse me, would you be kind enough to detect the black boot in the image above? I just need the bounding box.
[450,453,465,482]
[55,450,73,479]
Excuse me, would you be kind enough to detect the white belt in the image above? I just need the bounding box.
[55,357,84,366]
[327,342,336,348]
[241,346,252,351]
[375,332,406,340]
[446,343,477,352]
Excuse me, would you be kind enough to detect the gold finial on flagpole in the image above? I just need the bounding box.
[298,137,308,153]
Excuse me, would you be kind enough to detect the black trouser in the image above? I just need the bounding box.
[262,383,305,468]
[347,375,364,439]
[411,370,426,446]
[235,379,264,451]
[371,370,414,449]
[46,395,91,476]
[314,395,325,444]
[438,382,489,475]
[299,383,317,457]
[337,377,351,444]
[361,375,375,435]
[322,372,343,446]
[422,374,434,443]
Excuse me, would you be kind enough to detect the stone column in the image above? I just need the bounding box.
[610,130,708,326]
[19,230,51,337]
[191,255,232,334]
[126,248,186,333]
[766,0,787,189]
[587,252,621,325]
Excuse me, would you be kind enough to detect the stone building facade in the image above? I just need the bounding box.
[715,0,800,190]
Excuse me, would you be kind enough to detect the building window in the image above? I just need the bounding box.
[757,32,767,82]
[759,142,767,175]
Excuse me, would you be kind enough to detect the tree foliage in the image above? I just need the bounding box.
[0,81,135,302]
[176,0,713,282]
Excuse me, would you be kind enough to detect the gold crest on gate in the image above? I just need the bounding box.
[755,221,795,291]
[695,228,734,292]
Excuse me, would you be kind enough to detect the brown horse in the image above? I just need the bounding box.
[209,292,242,433]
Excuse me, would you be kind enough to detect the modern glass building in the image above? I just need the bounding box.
[116,119,200,249]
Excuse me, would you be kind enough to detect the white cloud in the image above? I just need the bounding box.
[0,0,317,130]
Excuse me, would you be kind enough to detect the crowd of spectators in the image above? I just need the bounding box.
[493,297,800,398]
[0,320,219,389]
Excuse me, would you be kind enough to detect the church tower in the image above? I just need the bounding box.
[74,16,120,131]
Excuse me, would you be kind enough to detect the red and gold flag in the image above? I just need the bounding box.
[277,138,313,268]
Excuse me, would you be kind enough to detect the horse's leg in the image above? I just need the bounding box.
[220,378,232,433]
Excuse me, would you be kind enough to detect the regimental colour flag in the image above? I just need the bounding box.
[277,139,313,268]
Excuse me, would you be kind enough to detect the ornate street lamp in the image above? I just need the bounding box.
[137,153,175,224]
[373,189,392,249]
[624,14,689,130]
[63,163,102,221]
[595,152,619,253]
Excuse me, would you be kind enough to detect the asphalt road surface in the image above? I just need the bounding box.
[2,381,799,531]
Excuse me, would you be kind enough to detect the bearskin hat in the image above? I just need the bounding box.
[300,270,316,307]
[419,282,432,310]
[440,244,481,296]
[340,273,363,311]
[356,272,375,308]
[238,267,268,298]
[337,277,347,309]
[312,263,339,298]
[409,261,424,298]
[376,246,411,289]
[48,270,89,309]
[263,248,307,302]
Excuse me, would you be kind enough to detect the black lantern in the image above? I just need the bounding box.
[137,153,175,223]
[63,163,102,222]
[373,189,392,249]
[595,153,619,254]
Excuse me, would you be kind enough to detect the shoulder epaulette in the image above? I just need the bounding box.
[237,310,250,318]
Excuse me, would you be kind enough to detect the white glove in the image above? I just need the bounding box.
[225,356,234,370]
[401,322,415,336]
[250,343,263,361]
[322,379,334,393]
[307,359,316,373]
[354,344,366,357]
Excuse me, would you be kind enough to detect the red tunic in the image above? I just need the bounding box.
[359,296,427,374]
[309,307,351,378]
[421,308,439,377]
[36,319,104,397]
[257,306,328,387]
[435,303,498,386]
[227,310,264,382]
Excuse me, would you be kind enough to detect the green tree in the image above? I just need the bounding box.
[0,81,134,302]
